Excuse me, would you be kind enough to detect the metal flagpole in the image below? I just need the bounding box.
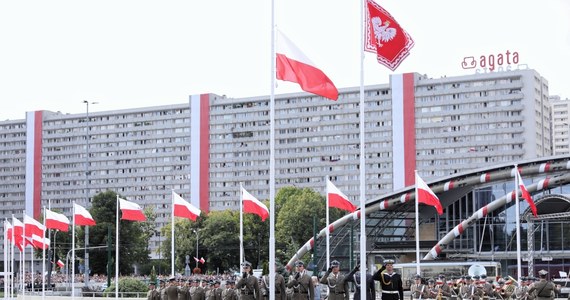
[239,183,244,264]
[359,0,368,298]
[269,1,276,299]
[11,214,15,300]
[415,171,421,275]
[21,211,25,299]
[171,190,175,277]
[326,176,330,269]
[72,205,76,299]
[42,208,46,300]
[4,220,8,300]
[514,165,522,281]
[115,195,119,299]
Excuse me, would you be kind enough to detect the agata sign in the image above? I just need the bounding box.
[461,50,520,72]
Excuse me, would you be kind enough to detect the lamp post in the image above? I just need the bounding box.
[83,100,97,287]
[192,229,200,268]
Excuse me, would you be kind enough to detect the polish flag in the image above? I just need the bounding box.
[194,256,199,262]
[45,209,70,232]
[56,259,65,268]
[173,191,201,221]
[119,198,146,221]
[241,187,269,221]
[199,257,205,264]
[415,173,443,215]
[326,179,357,212]
[24,214,45,238]
[74,203,96,226]
[276,30,338,101]
[32,234,50,250]
[516,170,538,217]
[12,217,24,250]
[5,220,13,243]
[365,0,414,71]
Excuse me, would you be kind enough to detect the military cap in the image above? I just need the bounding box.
[169,276,176,282]
[520,276,527,281]
[241,261,252,267]
[428,278,435,283]
[149,281,156,286]
[295,260,305,267]
[438,274,446,279]
[331,260,340,267]
[538,270,548,276]
[472,275,480,280]
[414,274,422,279]
[480,274,487,279]
[383,259,395,265]
[464,275,471,280]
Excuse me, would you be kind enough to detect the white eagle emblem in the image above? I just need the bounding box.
[371,17,397,47]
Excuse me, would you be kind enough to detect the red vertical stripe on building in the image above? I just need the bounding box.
[199,95,210,213]
[402,73,416,187]
[33,111,43,219]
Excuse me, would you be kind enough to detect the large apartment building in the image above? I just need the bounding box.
[550,95,570,155]
[0,68,552,256]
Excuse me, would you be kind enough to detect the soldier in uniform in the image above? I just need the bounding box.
[222,280,238,300]
[148,281,161,300]
[481,275,497,300]
[410,274,427,300]
[191,279,206,300]
[345,264,375,300]
[438,275,453,300]
[210,280,223,300]
[177,279,190,300]
[319,260,349,300]
[514,277,530,300]
[160,280,167,300]
[460,276,475,300]
[528,270,560,300]
[236,261,260,300]
[164,277,180,300]
[372,259,404,300]
[286,260,314,300]
[260,269,286,300]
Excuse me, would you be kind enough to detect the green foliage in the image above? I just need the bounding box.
[104,277,148,297]
[149,266,157,285]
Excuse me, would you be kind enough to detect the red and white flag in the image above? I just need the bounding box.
[365,0,414,71]
[73,203,96,226]
[24,214,45,237]
[516,170,538,217]
[194,256,199,262]
[12,217,24,250]
[241,187,269,221]
[56,259,65,268]
[199,257,205,264]
[276,30,338,101]
[326,179,357,212]
[415,173,443,215]
[5,220,13,243]
[119,198,147,221]
[45,209,70,232]
[173,191,201,221]
[31,234,50,250]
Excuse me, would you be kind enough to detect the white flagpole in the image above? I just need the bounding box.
[359,0,367,298]
[239,183,244,264]
[72,205,76,300]
[42,207,46,300]
[269,1,276,299]
[115,195,119,299]
[4,220,8,300]
[171,190,175,277]
[415,171,421,275]
[21,211,25,299]
[11,214,15,300]
[514,165,522,281]
[31,236,34,295]
[325,176,330,269]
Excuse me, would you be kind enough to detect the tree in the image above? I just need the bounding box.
[275,186,343,264]
[159,214,206,274]
[79,190,153,275]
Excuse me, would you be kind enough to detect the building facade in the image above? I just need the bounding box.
[0,68,553,259]
[550,96,570,155]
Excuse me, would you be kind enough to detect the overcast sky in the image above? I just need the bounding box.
[1,0,569,121]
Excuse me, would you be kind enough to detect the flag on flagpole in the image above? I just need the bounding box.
[365,0,414,71]
[326,179,357,212]
[415,173,443,215]
[45,209,70,232]
[118,198,146,221]
[12,217,24,251]
[73,203,96,226]
[241,187,269,221]
[31,235,49,250]
[199,257,205,264]
[56,259,64,268]
[276,29,338,101]
[173,191,201,221]
[24,214,46,237]
[194,257,199,262]
[516,170,538,217]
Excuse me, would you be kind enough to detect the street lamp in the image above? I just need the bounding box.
[192,229,201,268]
[83,100,98,287]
